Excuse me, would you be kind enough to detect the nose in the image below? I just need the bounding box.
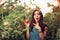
[36,15,38,17]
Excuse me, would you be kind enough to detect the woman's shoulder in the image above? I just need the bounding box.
[43,23,48,31]
[43,22,48,26]
[43,23,48,29]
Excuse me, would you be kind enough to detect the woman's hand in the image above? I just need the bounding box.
[24,19,30,27]
[33,23,42,32]
[24,19,30,40]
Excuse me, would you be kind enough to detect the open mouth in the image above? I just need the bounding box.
[36,18,39,20]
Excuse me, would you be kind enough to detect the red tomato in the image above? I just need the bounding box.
[24,19,30,24]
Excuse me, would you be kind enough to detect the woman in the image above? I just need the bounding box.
[25,9,48,40]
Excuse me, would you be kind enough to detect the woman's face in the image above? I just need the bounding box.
[34,11,40,22]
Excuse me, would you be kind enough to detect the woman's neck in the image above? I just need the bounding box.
[36,21,39,23]
[36,22,39,24]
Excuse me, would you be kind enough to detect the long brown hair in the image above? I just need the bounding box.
[29,9,47,32]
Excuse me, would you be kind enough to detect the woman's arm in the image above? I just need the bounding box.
[38,27,48,40]
[38,29,44,40]
[44,27,48,38]
[26,27,30,40]
[24,19,30,40]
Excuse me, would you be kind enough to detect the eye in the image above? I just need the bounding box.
[34,12,37,15]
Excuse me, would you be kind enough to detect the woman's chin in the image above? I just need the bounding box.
[35,20,39,23]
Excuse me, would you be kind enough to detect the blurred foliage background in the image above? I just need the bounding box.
[0,0,60,40]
